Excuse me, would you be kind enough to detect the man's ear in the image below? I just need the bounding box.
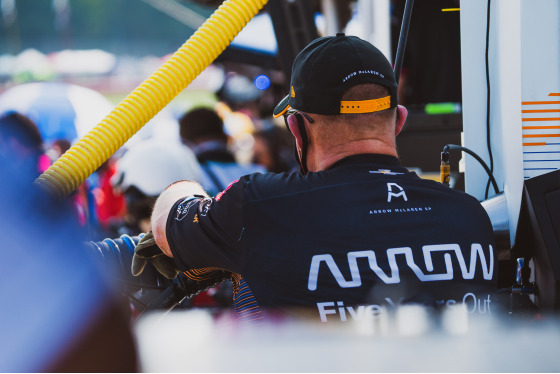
[287,114,304,160]
[395,105,408,136]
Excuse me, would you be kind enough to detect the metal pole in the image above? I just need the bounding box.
[394,0,414,84]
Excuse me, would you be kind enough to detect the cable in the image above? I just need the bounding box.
[442,144,499,195]
[484,0,494,199]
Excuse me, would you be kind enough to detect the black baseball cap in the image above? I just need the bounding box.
[273,33,398,118]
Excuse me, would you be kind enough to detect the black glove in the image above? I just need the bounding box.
[131,231,180,279]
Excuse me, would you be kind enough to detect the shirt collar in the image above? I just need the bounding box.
[326,153,402,170]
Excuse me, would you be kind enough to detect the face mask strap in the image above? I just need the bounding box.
[295,113,309,175]
[284,112,309,175]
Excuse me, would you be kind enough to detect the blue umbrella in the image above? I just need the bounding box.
[0,82,114,144]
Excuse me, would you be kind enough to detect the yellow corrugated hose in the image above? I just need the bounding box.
[35,0,268,197]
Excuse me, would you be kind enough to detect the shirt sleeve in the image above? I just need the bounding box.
[165,179,246,274]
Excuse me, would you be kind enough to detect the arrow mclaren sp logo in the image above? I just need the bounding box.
[307,243,494,291]
[387,183,407,202]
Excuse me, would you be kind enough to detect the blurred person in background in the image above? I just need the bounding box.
[45,138,71,163]
[0,111,47,181]
[93,158,127,236]
[45,137,103,239]
[110,139,202,237]
[179,107,265,196]
[0,114,101,238]
[114,139,233,309]
[252,125,298,173]
[0,145,137,372]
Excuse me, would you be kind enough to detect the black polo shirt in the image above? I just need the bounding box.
[167,154,497,322]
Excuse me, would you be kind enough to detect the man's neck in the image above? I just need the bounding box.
[311,139,398,171]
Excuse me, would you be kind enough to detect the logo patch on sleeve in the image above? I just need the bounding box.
[175,196,201,221]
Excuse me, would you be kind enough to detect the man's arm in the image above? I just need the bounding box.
[151,180,208,257]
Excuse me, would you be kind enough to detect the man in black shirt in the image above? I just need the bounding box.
[139,34,497,323]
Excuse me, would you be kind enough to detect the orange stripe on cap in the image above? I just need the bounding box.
[340,95,391,114]
[272,104,290,118]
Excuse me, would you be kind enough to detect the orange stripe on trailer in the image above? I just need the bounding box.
[549,93,560,96]
[522,126,560,130]
[523,142,546,146]
[522,118,560,122]
[522,101,560,105]
[522,109,560,113]
[523,134,560,138]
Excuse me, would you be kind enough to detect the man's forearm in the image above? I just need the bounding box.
[151,180,208,257]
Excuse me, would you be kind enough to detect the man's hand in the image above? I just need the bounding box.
[131,231,180,279]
